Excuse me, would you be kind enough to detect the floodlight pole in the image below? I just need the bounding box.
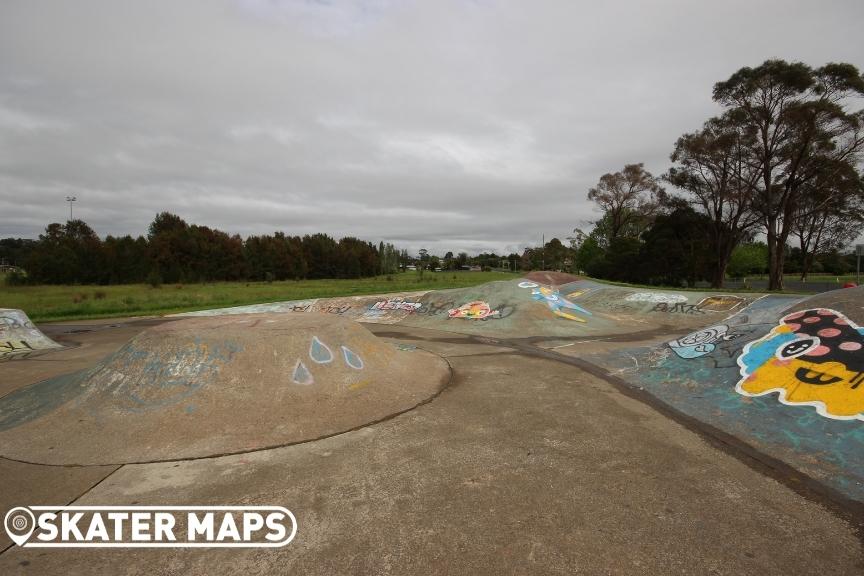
[65,196,77,221]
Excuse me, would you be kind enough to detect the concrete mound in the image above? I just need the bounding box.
[0,308,62,361]
[397,279,768,339]
[174,279,775,341]
[0,313,449,465]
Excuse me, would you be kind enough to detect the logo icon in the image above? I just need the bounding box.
[4,507,35,546]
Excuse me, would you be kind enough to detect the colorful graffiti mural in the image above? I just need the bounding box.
[448,301,500,320]
[736,309,864,420]
[519,282,591,322]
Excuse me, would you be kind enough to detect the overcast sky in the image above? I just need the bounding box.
[1,0,862,255]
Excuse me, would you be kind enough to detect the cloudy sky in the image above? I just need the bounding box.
[1,0,862,255]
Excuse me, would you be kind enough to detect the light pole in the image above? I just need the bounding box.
[857,244,863,286]
[65,196,77,221]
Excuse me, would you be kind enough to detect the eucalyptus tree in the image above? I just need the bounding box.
[713,60,864,290]
[667,113,762,288]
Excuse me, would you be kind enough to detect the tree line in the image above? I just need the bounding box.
[0,212,526,286]
[576,59,864,289]
[2,212,399,285]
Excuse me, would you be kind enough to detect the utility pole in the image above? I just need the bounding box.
[857,244,863,285]
[541,234,545,271]
[65,196,77,221]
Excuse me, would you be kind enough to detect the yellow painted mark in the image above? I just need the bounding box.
[553,310,586,323]
[349,380,372,391]
[741,357,864,419]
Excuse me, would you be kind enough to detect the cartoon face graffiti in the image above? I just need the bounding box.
[518,282,591,322]
[668,324,741,359]
[736,309,864,420]
[448,301,500,320]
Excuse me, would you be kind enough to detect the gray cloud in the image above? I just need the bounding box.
[1,0,862,255]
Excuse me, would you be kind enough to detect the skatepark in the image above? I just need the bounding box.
[1,276,862,574]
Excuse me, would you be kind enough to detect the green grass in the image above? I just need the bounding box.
[0,271,517,323]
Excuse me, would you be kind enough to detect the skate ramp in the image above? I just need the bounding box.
[592,286,864,503]
[0,308,62,361]
[0,313,449,465]
[173,279,767,340]
[175,290,430,325]
[396,280,762,339]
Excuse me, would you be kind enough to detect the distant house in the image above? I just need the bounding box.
[405,265,417,271]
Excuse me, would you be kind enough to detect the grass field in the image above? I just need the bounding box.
[0,271,518,323]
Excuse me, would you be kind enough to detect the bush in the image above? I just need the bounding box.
[93,290,107,300]
[4,270,29,286]
[146,269,163,288]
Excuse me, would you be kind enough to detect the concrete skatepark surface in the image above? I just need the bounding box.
[1,278,863,574]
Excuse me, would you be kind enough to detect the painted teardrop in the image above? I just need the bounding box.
[292,360,314,385]
[341,346,364,370]
[309,336,333,364]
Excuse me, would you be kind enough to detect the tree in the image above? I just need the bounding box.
[727,242,769,279]
[574,235,604,275]
[587,163,665,242]
[507,252,519,272]
[418,248,429,277]
[456,252,469,269]
[542,238,570,271]
[713,59,864,290]
[638,204,712,287]
[667,114,761,287]
[791,163,864,280]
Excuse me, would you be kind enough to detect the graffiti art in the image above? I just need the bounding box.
[696,295,746,312]
[625,292,687,304]
[292,359,314,385]
[736,309,864,420]
[369,300,423,312]
[668,324,741,359]
[341,346,364,370]
[309,336,334,364]
[524,285,591,322]
[448,301,500,320]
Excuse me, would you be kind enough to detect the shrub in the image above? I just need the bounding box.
[93,290,107,300]
[146,269,163,288]
[4,270,29,286]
